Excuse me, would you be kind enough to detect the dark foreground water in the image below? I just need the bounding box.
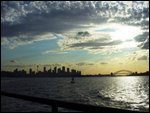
[1,76,149,112]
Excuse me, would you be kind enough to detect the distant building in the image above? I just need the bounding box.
[4,65,82,77]
[58,68,61,73]
[78,71,81,76]
[14,68,18,73]
[54,67,57,74]
[71,69,76,76]
[21,69,26,75]
[44,67,46,72]
[62,66,65,72]
[29,68,32,75]
[37,65,39,73]
[67,68,70,73]
[48,69,51,73]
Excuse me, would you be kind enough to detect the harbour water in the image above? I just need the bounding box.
[1,76,149,112]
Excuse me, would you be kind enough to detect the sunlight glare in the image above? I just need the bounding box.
[93,23,142,41]
[110,24,142,41]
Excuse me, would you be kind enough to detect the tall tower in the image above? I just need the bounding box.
[37,65,39,73]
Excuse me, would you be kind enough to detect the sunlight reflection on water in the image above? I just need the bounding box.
[1,76,149,112]
[96,76,149,111]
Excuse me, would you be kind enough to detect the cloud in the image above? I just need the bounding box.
[127,50,149,61]
[2,1,149,29]
[138,38,149,50]
[100,62,108,65]
[110,1,149,30]
[77,31,90,37]
[1,1,106,24]
[1,1,149,50]
[1,1,107,38]
[134,32,149,42]
[34,64,62,68]
[49,64,62,67]
[1,33,55,49]
[58,31,122,54]
[10,60,17,63]
[137,55,147,60]
[134,32,149,50]
[76,62,94,66]
[2,64,35,68]
[141,38,149,49]
[2,63,62,68]
[42,50,68,55]
[70,40,122,48]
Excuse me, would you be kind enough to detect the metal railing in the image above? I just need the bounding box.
[1,91,140,112]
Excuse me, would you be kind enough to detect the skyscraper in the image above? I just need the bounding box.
[67,68,70,73]
[29,68,32,75]
[54,67,57,74]
[62,66,65,72]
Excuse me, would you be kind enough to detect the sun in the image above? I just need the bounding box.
[91,23,143,49]
[93,23,142,41]
[109,23,142,41]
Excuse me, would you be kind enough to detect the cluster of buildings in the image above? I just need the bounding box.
[29,66,81,77]
[2,66,81,77]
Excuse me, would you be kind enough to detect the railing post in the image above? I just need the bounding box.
[52,105,58,112]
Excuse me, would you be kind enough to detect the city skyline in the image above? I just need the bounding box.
[1,65,149,77]
[2,66,81,77]
[1,1,149,75]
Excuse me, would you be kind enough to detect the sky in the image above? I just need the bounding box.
[1,1,149,75]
